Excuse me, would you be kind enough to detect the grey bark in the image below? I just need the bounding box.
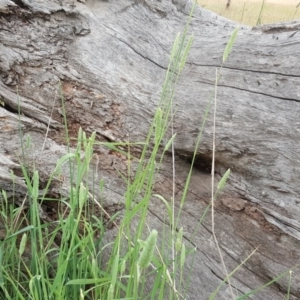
[0,0,300,299]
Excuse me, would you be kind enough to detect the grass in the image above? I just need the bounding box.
[197,0,300,26]
[0,1,295,299]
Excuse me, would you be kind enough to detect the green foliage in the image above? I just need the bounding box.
[256,0,265,26]
[223,28,238,63]
[138,230,158,269]
[0,2,294,299]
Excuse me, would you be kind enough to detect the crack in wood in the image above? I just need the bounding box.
[261,207,300,241]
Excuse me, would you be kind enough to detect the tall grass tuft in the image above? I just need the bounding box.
[0,1,295,300]
[0,2,200,299]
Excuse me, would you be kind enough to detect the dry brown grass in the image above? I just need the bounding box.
[197,0,300,26]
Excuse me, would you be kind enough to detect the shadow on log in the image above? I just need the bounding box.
[0,0,300,299]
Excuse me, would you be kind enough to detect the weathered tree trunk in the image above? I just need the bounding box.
[1,0,300,299]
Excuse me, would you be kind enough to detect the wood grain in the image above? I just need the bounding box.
[0,0,299,298]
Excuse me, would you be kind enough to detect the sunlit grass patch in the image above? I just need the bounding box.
[198,0,300,26]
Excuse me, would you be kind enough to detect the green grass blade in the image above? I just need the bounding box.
[217,168,230,191]
[223,27,239,63]
[236,269,291,299]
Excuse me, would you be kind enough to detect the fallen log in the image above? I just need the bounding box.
[0,0,300,299]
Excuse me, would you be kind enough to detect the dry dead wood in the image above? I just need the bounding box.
[0,0,300,299]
